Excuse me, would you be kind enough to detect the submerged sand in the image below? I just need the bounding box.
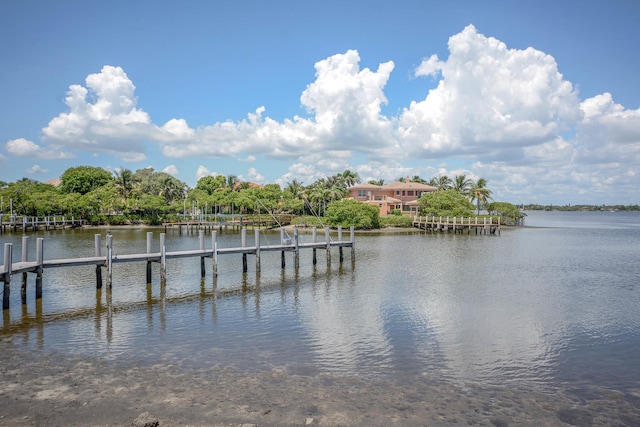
[1,336,639,426]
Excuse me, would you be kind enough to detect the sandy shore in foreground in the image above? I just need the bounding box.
[1,336,639,426]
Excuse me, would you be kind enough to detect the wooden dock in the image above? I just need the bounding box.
[162,214,293,235]
[0,215,85,233]
[1,226,355,310]
[0,213,293,234]
[412,215,501,235]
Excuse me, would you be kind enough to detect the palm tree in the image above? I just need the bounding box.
[285,179,304,199]
[368,179,384,186]
[338,169,361,188]
[159,176,186,204]
[411,175,427,184]
[452,174,473,196]
[469,178,493,215]
[435,175,452,191]
[114,168,137,200]
[226,174,238,190]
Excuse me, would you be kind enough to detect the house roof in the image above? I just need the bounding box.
[382,180,437,191]
[232,181,263,190]
[349,183,382,189]
[350,179,437,192]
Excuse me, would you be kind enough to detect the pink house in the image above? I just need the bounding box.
[348,178,437,215]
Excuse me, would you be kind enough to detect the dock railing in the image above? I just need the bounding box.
[412,215,501,235]
[0,215,84,233]
[1,226,355,310]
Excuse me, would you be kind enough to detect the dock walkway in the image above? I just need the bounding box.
[1,226,355,310]
[412,215,501,235]
[0,215,85,233]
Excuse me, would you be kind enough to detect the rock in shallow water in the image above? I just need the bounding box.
[131,411,159,427]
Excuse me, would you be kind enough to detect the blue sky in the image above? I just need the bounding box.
[1,0,639,205]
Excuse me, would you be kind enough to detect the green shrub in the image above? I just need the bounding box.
[418,190,474,217]
[487,202,524,224]
[87,213,107,225]
[106,215,128,225]
[325,199,380,229]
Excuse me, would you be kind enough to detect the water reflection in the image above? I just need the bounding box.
[1,216,640,397]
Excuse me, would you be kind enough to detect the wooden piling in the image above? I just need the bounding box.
[21,235,28,304]
[241,229,248,273]
[312,227,317,265]
[35,238,43,299]
[212,231,218,277]
[294,227,300,269]
[95,234,103,289]
[338,227,344,263]
[106,234,113,288]
[146,232,153,284]
[160,233,167,282]
[325,227,331,264]
[255,229,261,272]
[3,243,12,310]
[350,226,355,260]
[280,229,286,269]
[199,230,206,277]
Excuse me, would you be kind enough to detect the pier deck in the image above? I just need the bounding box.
[1,226,355,310]
[412,215,501,235]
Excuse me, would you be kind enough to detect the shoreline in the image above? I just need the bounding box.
[1,339,638,426]
[62,223,518,234]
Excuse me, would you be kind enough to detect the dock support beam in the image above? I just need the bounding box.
[160,233,167,282]
[199,230,206,277]
[280,229,286,269]
[325,227,331,264]
[338,227,343,263]
[106,234,113,288]
[35,238,43,299]
[3,243,12,310]
[350,226,355,260]
[212,231,218,277]
[146,232,153,284]
[294,227,300,269]
[21,236,28,304]
[312,227,317,265]
[95,234,103,289]
[241,229,248,273]
[255,229,261,272]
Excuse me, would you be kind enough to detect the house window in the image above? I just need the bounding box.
[357,190,367,197]
[395,204,401,210]
[395,191,400,196]
[408,191,414,196]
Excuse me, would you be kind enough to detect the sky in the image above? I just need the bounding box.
[1,0,639,205]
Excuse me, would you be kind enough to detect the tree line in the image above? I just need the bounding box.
[0,166,519,227]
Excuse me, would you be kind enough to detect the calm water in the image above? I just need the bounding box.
[2,211,640,396]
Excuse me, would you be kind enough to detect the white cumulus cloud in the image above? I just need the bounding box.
[398,24,581,158]
[162,165,179,176]
[42,65,155,160]
[6,138,74,159]
[26,164,48,174]
[5,25,640,203]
